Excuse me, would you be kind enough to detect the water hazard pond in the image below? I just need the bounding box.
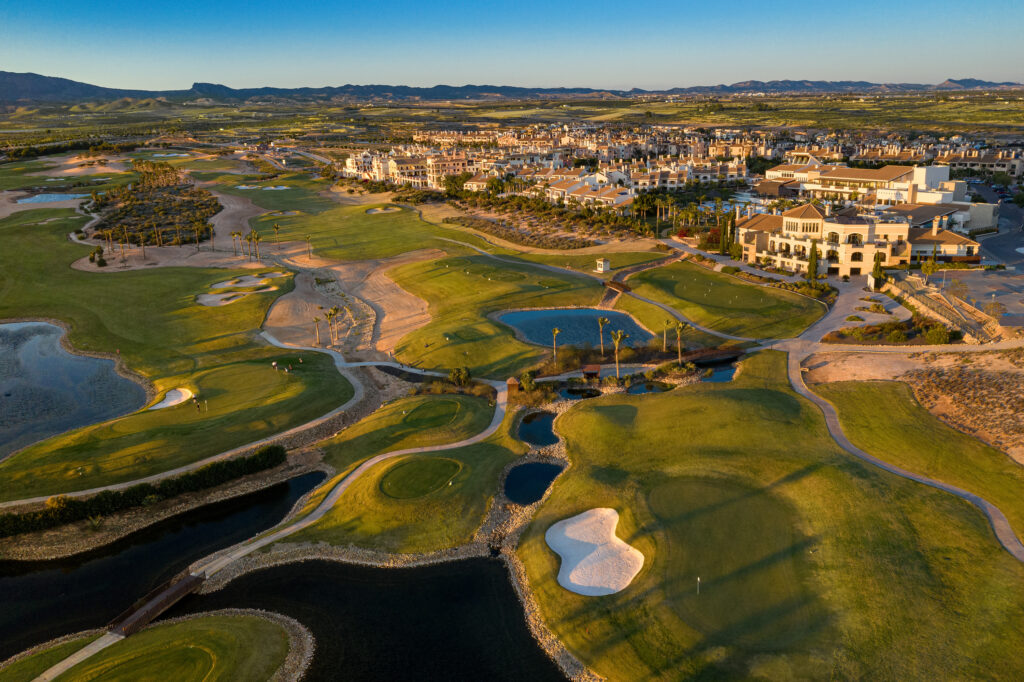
[0,322,147,457]
[0,473,324,660]
[498,308,652,347]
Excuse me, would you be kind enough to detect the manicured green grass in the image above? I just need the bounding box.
[0,160,53,190]
[389,254,603,377]
[286,406,523,554]
[379,457,462,498]
[0,634,100,682]
[630,260,824,338]
[519,351,1024,680]
[250,202,494,262]
[508,252,667,279]
[612,291,729,350]
[58,614,288,682]
[814,380,1024,545]
[286,394,495,522]
[0,209,352,499]
[193,171,336,214]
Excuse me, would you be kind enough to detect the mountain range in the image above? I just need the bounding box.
[1,71,1021,105]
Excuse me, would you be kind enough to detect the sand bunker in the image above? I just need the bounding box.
[366,206,401,214]
[148,388,194,410]
[262,185,290,190]
[197,292,246,306]
[236,185,259,190]
[545,508,644,596]
[211,272,287,289]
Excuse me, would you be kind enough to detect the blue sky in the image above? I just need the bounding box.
[2,0,1021,90]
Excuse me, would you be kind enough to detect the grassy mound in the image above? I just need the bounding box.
[380,457,462,498]
[518,351,1024,680]
[0,634,100,682]
[629,260,824,338]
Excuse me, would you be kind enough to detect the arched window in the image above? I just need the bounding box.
[847,234,863,246]
[850,252,864,262]
[827,232,840,244]
[826,249,839,262]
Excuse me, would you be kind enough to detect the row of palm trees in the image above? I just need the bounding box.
[312,306,354,346]
[551,316,690,379]
[226,223,314,262]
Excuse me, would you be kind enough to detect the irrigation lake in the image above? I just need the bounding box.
[498,308,652,348]
[0,322,147,458]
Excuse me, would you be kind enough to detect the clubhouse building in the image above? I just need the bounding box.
[735,203,980,278]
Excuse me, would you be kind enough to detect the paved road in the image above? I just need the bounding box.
[973,183,1023,267]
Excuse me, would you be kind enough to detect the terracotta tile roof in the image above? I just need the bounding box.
[736,213,783,232]
[782,204,826,220]
[908,227,979,246]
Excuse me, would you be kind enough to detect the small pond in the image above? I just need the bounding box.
[498,308,652,348]
[558,386,601,400]
[0,472,324,660]
[504,462,564,505]
[702,363,738,383]
[626,381,673,395]
[518,411,558,446]
[0,322,147,458]
[170,559,566,681]
[15,193,89,204]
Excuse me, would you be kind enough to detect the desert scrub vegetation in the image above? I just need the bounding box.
[823,315,957,345]
[902,367,1024,455]
[91,160,221,246]
[442,215,594,249]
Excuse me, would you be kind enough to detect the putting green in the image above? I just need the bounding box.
[519,351,1024,680]
[380,457,462,498]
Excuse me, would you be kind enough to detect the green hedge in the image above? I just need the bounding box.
[0,445,287,538]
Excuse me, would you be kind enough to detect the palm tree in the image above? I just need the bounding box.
[597,316,609,357]
[675,321,687,365]
[312,316,321,345]
[611,329,628,379]
[273,223,281,251]
[230,230,241,257]
[551,327,561,364]
[662,318,671,352]
[324,309,336,345]
[252,230,263,260]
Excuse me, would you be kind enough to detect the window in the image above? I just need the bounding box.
[851,252,864,262]
[847,234,863,246]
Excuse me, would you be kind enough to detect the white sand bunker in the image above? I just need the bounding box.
[149,388,193,410]
[236,185,259,190]
[545,508,644,596]
[366,206,401,214]
[262,185,290,190]
[211,272,287,289]
[197,292,247,306]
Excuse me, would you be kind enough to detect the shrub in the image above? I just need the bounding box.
[924,326,951,345]
[887,329,908,344]
[721,266,740,274]
[846,315,863,322]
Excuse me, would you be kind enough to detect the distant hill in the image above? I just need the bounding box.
[1,71,1021,105]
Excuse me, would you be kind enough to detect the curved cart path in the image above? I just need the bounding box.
[785,349,1024,562]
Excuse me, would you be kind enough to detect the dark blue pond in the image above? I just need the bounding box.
[0,472,324,660]
[498,308,652,348]
[518,411,558,446]
[504,462,564,505]
[626,381,673,394]
[702,363,738,383]
[0,322,148,458]
[558,386,601,400]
